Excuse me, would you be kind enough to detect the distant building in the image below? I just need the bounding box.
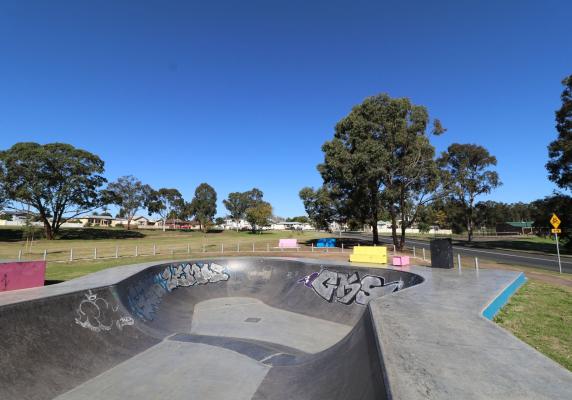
[222,219,252,231]
[495,221,534,235]
[0,210,36,225]
[270,221,314,231]
[78,215,113,227]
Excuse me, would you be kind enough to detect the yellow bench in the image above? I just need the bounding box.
[349,245,387,264]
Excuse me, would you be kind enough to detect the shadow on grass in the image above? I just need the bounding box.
[0,229,27,242]
[303,237,371,249]
[57,228,145,241]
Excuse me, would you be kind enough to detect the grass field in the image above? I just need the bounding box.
[0,227,332,281]
[495,281,572,372]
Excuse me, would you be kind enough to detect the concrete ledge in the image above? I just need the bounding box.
[482,272,527,320]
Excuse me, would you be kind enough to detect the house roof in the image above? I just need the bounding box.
[504,221,534,228]
[82,215,113,220]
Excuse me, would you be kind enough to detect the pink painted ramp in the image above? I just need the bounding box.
[0,261,46,292]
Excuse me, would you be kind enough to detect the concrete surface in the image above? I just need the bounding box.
[0,257,571,400]
[55,341,270,400]
[370,266,572,399]
[191,297,352,353]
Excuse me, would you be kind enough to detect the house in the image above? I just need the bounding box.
[78,215,113,227]
[0,210,36,225]
[222,219,252,231]
[495,221,534,235]
[131,216,153,226]
[270,221,314,231]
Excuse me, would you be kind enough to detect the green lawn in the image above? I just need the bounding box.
[0,226,331,280]
[495,281,572,372]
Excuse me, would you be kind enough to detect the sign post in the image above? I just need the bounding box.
[550,214,562,274]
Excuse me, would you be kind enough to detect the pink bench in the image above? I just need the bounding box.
[392,256,410,266]
[0,261,46,292]
[277,239,300,249]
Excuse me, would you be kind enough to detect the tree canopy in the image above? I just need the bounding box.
[190,183,217,232]
[245,201,272,233]
[299,186,339,231]
[439,143,500,241]
[223,188,263,230]
[106,175,153,230]
[547,75,572,190]
[0,142,106,239]
[148,188,184,231]
[319,93,445,248]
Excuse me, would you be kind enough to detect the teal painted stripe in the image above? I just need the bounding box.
[482,272,527,320]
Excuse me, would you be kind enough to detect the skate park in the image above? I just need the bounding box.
[1,256,571,400]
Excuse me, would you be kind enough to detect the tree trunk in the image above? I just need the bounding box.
[467,216,473,242]
[399,223,407,250]
[372,223,379,245]
[467,199,474,242]
[389,206,400,250]
[43,221,54,240]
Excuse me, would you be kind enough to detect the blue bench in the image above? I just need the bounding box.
[316,238,336,248]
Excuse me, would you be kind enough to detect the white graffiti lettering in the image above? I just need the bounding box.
[127,262,229,321]
[300,269,403,305]
[75,290,134,332]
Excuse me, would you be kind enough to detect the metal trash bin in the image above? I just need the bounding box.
[430,238,454,269]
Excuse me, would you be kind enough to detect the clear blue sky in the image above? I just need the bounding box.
[1,1,570,217]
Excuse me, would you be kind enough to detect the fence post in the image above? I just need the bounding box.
[252,242,255,252]
[221,243,224,253]
[393,244,396,255]
[187,243,190,254]
[475,257,479,273]
[311,243,314,252]
[94,248,97,260]
[135,246,138,257]
[115,246,119,259]
[18,249,22,261]
[341,243,344,253]
[237,242,240,252]
[457,254,462,272]
[69,248,73,262]
[413,246,416,258]
[43,249,47,261]
[422,248,426,261]
[153,244,156,256]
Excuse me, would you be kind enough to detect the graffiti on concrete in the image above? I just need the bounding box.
[75,290,135,332]
[298,269,403,305]
[127,262,229,321]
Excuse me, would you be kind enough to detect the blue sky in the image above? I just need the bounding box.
[1,1,570,217]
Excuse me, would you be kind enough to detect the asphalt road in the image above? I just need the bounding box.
[342,232,572,274]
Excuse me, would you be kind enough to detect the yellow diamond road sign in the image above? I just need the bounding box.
[550,214,561,229]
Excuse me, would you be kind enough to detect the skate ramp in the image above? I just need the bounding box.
[0,258,423,400]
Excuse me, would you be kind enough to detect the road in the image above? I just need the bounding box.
[342,232,572,274]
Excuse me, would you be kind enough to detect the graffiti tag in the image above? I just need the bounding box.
[298,269,403,305]
[127,262,229,321]
[75,290,135,332]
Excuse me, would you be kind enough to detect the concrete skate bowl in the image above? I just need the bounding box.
[0,258,423,400]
